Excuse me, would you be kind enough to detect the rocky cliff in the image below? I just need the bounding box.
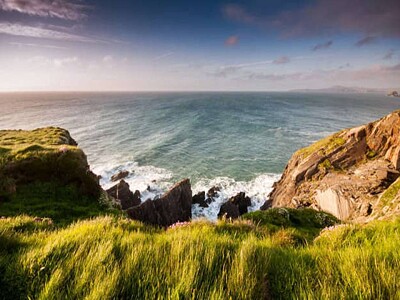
[265,110,400,221]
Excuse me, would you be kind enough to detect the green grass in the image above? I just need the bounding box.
[0,127,75,148]
[243,208,339,242]
[0,181,119,226]
[296,133,346,159]
[0,212,399,299]
[376,178,400,215]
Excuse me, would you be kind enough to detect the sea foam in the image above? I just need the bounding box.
[95,160,280,220]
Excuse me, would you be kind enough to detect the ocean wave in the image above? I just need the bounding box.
[192,174,281,220]
[95,160,281,221]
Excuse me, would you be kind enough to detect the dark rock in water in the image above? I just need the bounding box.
[106,180,141,210]
[111,170,129,182]
[218,201,240,219]
[229,192,251,215]
[199,202,209,208]
[218,192,252,219]
[260,199,272,210]
[192,191,208,208]
[205,197,214,204]
[207,186,220,198]
[127,179,192,226]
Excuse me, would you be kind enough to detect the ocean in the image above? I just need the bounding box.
[1,92,399,219]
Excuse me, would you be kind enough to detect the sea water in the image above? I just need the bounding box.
[1,92,399,219]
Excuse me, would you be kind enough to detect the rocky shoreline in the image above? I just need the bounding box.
[1,111,400,227]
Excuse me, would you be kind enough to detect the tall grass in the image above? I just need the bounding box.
[1,213,399,299]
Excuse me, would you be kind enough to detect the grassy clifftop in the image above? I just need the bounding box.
[0,127,112,224]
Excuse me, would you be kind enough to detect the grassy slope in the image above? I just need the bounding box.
[0,211,399,300]
[0,128,116,225]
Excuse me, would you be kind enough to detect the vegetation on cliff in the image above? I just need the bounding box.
[0,127,115,225]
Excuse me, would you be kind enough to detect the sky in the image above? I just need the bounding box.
[0,0,399,91]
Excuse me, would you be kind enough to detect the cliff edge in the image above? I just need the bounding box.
[0,127,106,223]
[265,110,400,221]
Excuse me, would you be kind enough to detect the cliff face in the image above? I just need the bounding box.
[267,111,400,221]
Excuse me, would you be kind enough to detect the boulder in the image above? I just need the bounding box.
[192,191,208,208]
[207,186,220,198]
[218,201,240,219]
[106,180,141,210]
[111,170,129,182]
[127,179,192,226]
[268,110,400,221]
[218,192,252,219]
[260,199,272,210]
[229,192,251,215]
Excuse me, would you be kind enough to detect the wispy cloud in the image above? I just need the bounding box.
[0,22,104,42]
[273,56,290,64]
[53,56,77,67]
[355,36,377,47]
[209,57,290,78]
[383,49,395,60]
[103,55,113,63]
[8,41,67,49]
[312,40,333,51]
[25,55,79,67]
[240,63,400,83]
[0,0,90,20]
[338,63,351,69]
[222,1,400,38]
[225,35,239,46]
[153,52,174,61]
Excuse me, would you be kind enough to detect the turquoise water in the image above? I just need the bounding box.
[1,92,399,218]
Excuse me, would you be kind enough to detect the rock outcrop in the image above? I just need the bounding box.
[218,202,240,219]
[111,170,129,182]
[192,191,208,207]
[127,179,192,226]
[264,110,400,221]
[106,180,141,210]
[218,192,252,219]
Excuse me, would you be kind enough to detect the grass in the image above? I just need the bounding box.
[242,208,339,242]
[0,213,398,300]
[296,133,346,159]
[375,178,400,217]
[0,181,119,226]
[0,127,76,149]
